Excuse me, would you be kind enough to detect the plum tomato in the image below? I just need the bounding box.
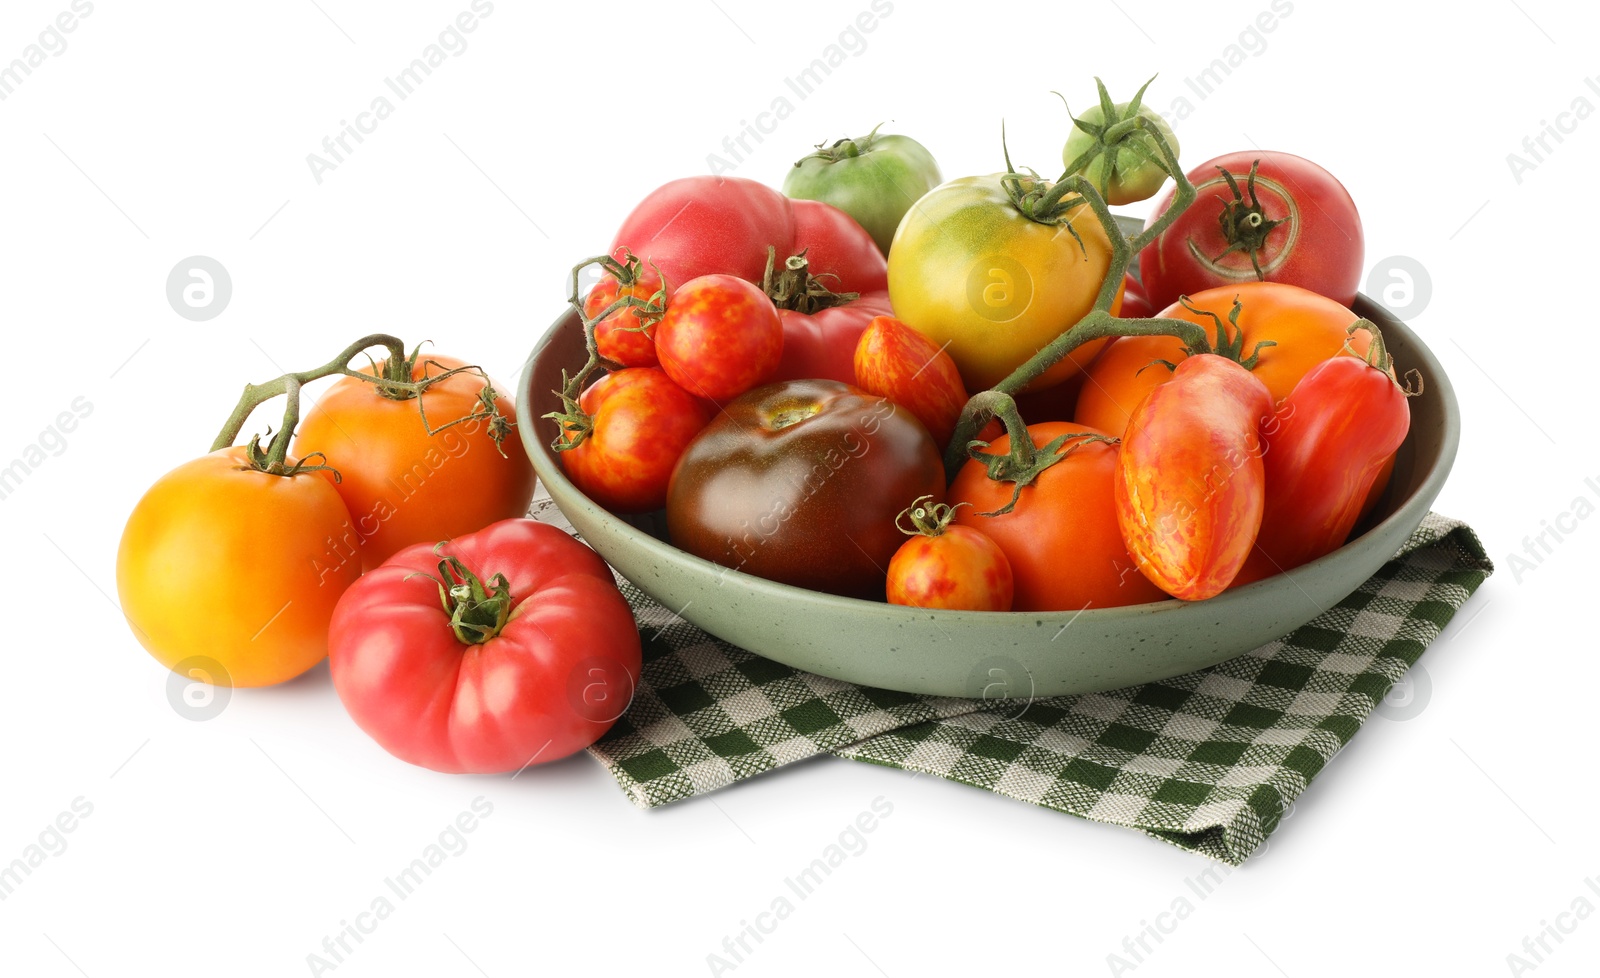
[853,315,970,448]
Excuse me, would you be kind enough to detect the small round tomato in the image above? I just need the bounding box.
[1075,281,1369,436]
[1140,151,1363,312]
[1061,83,1179,205]
[585,258,665,368]
[888,172,1116,392]
[783,128,943,255]
[950,424,1166,611]
[292,354,535,571]
[853,315,970,448]
[558,368,711,514]
[118,447,363,687]
[654,275,783,401]
[666,380,944,599]
[886,497,1013,611]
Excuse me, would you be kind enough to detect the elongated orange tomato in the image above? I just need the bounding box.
[1114,355,1272,600]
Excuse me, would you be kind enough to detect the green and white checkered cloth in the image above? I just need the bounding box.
[533,495,1490,865]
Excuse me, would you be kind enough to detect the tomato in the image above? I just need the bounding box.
[585,256,665,368]
[764,248,895,386]
[1061,80,1179,205]
[652,274,784,402]
[557,367,711,514]
[666,380,945,599]
[117,447,363,687]
[292,354,535,571]
[886,497,1013,612]
[783,128,943,254]
[1075,282,1369,436]
[1232,323,1412,587]
[1114,355,1273,601]
[328,519,642,773]
[1139,151,1364,312]
[950,424,1166,611]
[853,315,969,448]
[610,176,886,297]
[888,172,1116,391]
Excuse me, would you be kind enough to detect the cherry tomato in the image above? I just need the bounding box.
[886,497,1013,611]
[558,367,711,514]
[1114,355,1272,601]
[329,519,642,773]
[951,423,1166,611]
[118,447,363,687]
[654,275,783,402]
[1232,323,1412,587]
[853,315,970,447]
[1140,151,1363,312]
[585,257,665,368]
[666,380,945,599]
[292,354,535,571]
[1061,80,1180,206]
[1075,282,1369,436]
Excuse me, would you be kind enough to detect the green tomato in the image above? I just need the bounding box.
[1061,99,1179,206]
[782,127,942,255]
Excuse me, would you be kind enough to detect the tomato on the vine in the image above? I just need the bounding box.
[584,255,665,368]
[1139,151,1363,312]
[557,367,710,514]
[1060,78,1180,206]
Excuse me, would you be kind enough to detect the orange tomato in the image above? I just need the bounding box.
[949,423,1166,611]
[1075,281,1369,436]
[292,355,536,570]
[117,447,362,687]
[886,525,1014,612]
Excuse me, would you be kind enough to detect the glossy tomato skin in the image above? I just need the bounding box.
[610,176,886,297]
[585,262,664,368]
[950,424,1166,611]
[654,275,784,402]
[888,173,1115,392]
[117,447,363,687]
[1139,150,1363,312]
[292,355,535,571]
[666,380,945,599]
[1232,351,1410,587]
[783,131,943,255]
[328,519,642,774]
[853,315,969,448]
[887,526,1013,612]
[560,368,711,514]
[1075,282,1369,436]
[1115,355,1273,601]
[771,291,894,387]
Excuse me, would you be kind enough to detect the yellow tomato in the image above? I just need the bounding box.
[887,173,1117,391]
[117,447,362,687]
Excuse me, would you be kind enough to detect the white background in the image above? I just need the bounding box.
[1,1,1593,976]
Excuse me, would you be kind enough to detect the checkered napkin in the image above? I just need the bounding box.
[534,493,1491,865]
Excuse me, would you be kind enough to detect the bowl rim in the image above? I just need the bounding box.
[516,294,1458,621]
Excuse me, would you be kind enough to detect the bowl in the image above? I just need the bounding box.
[516,297,1457,698]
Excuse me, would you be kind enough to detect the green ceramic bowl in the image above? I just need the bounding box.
[516,297,1457,698]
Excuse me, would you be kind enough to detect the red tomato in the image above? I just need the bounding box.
[558,367,711,514]
[1232,325,1412,586]
[585,257,665,368]
[1140,151,1363,312]
[1075,282,1369,437]
[292,355,536,571]
[328,519,642,774]
[950,424,1166,611]
[666,380,945,599]
[853,315,970,447]
[610,176,886,297]
[771,291,894,386]
[1115,355,1273,601]
[886,498,1013,612]
[654,275,784,402]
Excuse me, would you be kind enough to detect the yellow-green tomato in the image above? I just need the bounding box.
[886,173,1118,392]
[1062,101,1179,205]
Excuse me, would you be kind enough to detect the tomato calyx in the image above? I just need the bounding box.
[1346,320,1424,397]
[416,545,514,645]
[793,122,886,166]
[961,390,1118,516]
[1056,76,1172,207]
[762,247,859,314]
[895,494,968,537]
[1210,160,1286,279]
[1169,294,1277,370]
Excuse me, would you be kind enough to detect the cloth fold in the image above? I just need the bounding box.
[537,491,1491,865]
